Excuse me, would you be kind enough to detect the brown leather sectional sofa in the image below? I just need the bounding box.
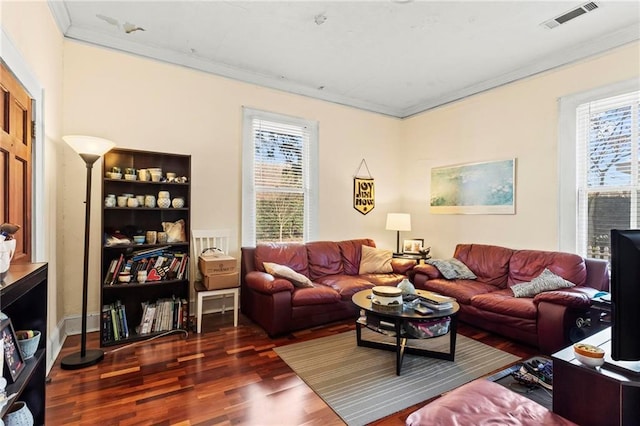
[412,243,610,354]
[240,239,415,336]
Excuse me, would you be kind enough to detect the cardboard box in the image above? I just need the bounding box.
[198,252,237,276]
[203,271,239,290]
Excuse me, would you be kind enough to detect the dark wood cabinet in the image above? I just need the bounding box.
[552,328,640,426]
[1,262,47,425]
[100,148,191,347]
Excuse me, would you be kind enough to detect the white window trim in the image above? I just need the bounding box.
[241,107,319,247]
[558,78,640,254]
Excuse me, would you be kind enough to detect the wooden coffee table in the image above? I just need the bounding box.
[352,288,460,375]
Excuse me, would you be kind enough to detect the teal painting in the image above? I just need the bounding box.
[430,159,515,214]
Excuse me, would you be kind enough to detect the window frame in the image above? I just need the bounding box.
[241,107,318,247]
[558,78,640,256]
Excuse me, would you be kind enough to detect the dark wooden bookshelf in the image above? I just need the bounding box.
[0,262,48,424]
[101,148,191,347]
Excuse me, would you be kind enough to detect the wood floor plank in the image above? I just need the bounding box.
[46,312,536,425]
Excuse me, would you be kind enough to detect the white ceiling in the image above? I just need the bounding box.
[48,1,640,118]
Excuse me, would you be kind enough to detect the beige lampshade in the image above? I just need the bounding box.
[63,135,115,157]
[386,213,411,231]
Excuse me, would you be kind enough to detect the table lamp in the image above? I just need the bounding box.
[386,213,411,254]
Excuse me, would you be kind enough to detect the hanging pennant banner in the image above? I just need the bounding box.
[353,177,375,215]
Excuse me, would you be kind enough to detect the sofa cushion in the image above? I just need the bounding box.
[359,245,393,274]
[315,275,374,299]
[263,262,314,288]
[359,273,406,287]
[306,241,344,280]
[290,285,341,306]
[470,288,538,319]
[426,258,477,280]
[508,249,586,287]
[454,244,514,288]
[338,238,376,275]
[419,278,497,305]
[255,242,309,277]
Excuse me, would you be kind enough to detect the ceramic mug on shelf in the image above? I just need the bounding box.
[116,196,128,207]
[145,231,157,245]
[136,195,145,206]
[144,195,156,208]
[171,197,185,208]
[137,270,147,283]
[157,231,168,244]
[127,197,139,208]
[138,169,149,181]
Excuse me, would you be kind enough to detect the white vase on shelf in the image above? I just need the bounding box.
[3,401,33,426]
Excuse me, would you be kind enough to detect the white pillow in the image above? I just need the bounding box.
[511,268,575,298]
[263,262,314,288]
[359,245,393,274]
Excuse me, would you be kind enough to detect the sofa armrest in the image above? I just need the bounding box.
[245,271,295,294]
[413,263,443,279]
[533,288,596,309]
[391,258,417,275]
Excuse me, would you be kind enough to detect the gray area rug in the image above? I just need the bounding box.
[274,328,520,425]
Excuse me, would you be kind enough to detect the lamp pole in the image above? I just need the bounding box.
[61,136,114,370]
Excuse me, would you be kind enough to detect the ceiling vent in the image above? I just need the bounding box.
[541,2,599,29]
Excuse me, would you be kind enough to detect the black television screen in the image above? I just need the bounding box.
[610,229,640,364]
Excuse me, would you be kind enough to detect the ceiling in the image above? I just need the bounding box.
[48,1,640,118]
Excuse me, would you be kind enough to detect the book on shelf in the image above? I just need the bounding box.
[137,296,189,335]
[104,251,189,284]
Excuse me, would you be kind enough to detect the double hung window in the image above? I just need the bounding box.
[575,90,640,261]
[241,108,318,246]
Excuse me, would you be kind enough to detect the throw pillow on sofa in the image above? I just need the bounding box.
[511,268,575,297]
[263,262,314,288]
[425,258,477,280]
[359,245,393,274]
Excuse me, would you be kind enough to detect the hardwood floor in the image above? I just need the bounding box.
[46,313,537,425]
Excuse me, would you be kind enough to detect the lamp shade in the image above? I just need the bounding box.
[386,213,411,231]
[63,135,115,157]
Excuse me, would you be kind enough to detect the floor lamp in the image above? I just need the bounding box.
[386,213,411,254]
[61,135,115,370]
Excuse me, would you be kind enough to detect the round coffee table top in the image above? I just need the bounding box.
[352,288,459,320]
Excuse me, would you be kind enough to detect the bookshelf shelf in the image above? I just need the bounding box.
[0,263,47,424]
[101,148,191,347]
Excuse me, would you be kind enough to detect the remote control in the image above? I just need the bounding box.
[414,305,432,315]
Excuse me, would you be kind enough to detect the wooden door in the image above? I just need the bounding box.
[0,62,32,262]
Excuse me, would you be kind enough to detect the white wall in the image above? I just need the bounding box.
[3,1,640,342]
[62,41,403,317]
[1,0,65,369]
[402,42,640,258]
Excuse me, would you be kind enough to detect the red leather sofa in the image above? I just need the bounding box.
[240,239,415,336]
[412,243,610,354]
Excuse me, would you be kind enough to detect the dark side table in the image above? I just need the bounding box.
[392,252,431,264]
[552,328,640,426]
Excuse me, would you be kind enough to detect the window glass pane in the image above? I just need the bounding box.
[588,105,632,187]
[586,191,631,261]
[256,192,304,243]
